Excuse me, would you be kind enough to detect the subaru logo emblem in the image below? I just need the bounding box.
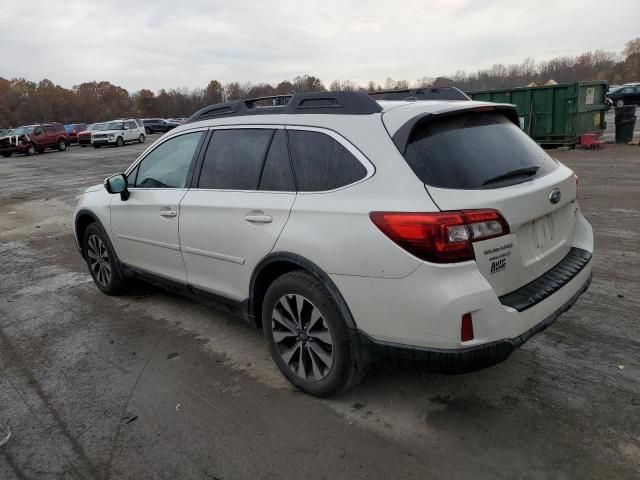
[549,188,561,204]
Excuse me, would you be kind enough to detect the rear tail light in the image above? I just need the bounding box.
[369,209,509,263]
[461,313,474,342]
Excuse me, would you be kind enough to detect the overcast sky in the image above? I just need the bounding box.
[0,0,638,92]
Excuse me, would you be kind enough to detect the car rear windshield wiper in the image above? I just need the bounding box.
[482,166,540,186]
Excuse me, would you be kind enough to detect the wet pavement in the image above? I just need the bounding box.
[1,139,639,479]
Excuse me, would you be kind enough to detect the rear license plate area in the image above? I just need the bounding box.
[531,214,555,249]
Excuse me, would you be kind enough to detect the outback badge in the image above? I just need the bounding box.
[549,188,561,204]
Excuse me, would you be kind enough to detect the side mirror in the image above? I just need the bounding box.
[104,173,130,201]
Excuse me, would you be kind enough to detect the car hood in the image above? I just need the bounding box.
[84,184,104,194]
[0,133,29,143]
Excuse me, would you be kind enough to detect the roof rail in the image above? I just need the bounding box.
[185,91,383,123]
[367,87,470,101]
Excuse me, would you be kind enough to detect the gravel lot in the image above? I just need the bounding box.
[0,137,639,479]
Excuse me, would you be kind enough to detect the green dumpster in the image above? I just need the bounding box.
[467,81,607,145]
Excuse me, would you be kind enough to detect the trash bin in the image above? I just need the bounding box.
[615,105,637,143]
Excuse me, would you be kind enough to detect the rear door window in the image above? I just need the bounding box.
[287,130,367,191]
[198,129,274,190]
[403,112,558,189]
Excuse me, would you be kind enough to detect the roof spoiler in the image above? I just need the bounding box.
[392,104,520,155]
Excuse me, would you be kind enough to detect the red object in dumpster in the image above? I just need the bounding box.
[579,133,605,149]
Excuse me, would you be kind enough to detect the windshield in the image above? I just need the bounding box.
[89,123,106,131]
[12,126,35,135]
[105,122,124,130]
[403,112,558,189]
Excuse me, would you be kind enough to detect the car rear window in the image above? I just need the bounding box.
[403,112,558,189]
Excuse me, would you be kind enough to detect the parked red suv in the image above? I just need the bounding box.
[0,123,69,157]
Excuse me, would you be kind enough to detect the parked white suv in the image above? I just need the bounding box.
[73,91,593,396]
[92,119,146,148]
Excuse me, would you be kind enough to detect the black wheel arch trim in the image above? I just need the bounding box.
[74,209,106,259]
[249,252,358,330]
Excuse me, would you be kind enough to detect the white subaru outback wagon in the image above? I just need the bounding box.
[74,90,593,397]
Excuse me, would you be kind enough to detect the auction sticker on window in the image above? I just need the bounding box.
[472,234,522,296]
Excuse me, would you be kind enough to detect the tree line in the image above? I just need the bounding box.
[1,38,638,128]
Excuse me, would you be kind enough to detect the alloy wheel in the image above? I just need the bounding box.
[87,234,111,287]
[272,294,334,381]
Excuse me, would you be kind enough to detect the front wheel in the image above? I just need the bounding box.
[616,99,624,108]
[25,143,36,156]
[263,271,362,397]
[2,152,11,158]
[57,138,67,151]
[138,134,145,144]
[115,136,124,147]
[83,223,127,295]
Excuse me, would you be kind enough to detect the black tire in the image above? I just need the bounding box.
[57,138,67,151]
[616,99,624,108]
[138,134,145,144]
[262,271,361,397]
[2,152,11,158]
[83,223,127,295]
[115,136,124,147]
[80,144,86,148]
[25,143,36,156]
[145,127,152,135]
[94,144,101,148]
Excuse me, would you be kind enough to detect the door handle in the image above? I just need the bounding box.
[159,209,177,218]
[244,213,273,224]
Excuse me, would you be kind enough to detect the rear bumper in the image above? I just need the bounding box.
[332,209,593,370]
[356,272,592,373]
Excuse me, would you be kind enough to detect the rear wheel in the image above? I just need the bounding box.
[2,152,11,158]
[83,223,126,295]
[616,99,624,108]
[57,138,67,151]
[145,127,152,135]
[25,143,36,156]
[93,144,101,148]
[263,271,361,397]
[116,136,124,147]
[138,134,145,144]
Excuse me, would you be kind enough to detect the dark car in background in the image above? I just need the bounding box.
[142,118,178,134]
[607,84,640,108]
[65,123,88,143]
[0,123,69,157]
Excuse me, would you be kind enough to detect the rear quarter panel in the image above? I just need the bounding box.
[274,115,439,279]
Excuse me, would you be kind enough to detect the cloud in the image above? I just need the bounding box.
[0,0,637,91]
